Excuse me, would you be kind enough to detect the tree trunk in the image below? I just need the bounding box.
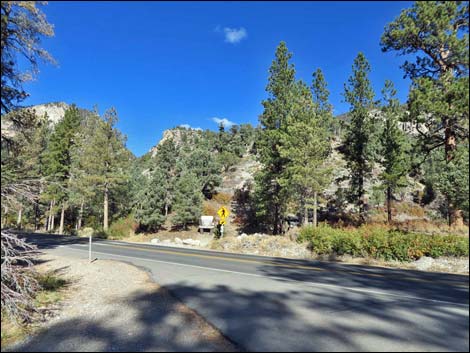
[77,200,84,230]
[34,202,39,230]
[444,129,463,227]
[46,200,52,231]
[2,206,8,228]
[450,209,464,228]
[16,207,23,229]
[50,199,56,232]
[303,198,309,226]
[274,204,280,235]
[313,191,318,228]
[387,186,392,224]
[59,202,65,234]
[104,185,109,231]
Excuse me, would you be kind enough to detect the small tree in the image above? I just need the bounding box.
[172,173,202,229]
[135,170,167,231]
[378,80,409,223]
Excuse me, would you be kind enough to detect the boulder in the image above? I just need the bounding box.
[414,256,434,271]
[174,237,183,244]
[150,238,160,244]
[183,238,201,246]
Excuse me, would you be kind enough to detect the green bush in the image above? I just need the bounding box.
[36,272,67,291]
[298,224,469,262]
[106,214,138,240]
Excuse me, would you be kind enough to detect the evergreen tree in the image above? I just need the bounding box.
[153,139,178,216]
[312,68,333,131]
[280,80,332,227]
[172,172,202,229]
[341,52,376,222]
[1,1,54,114]
[381,0,469,225]
[179,145,221,198]
[135,169,166,231]
[256,41,296,234]
[42,105,82,233]
[73,107,132,231]
[378,80,409,223]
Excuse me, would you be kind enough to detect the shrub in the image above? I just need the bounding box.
[106,214,138,240]
[77,227,94,238]
[212,192,232,205]
[298,224,469,262]
[202,201,218,217]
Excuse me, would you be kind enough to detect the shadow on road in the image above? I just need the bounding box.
[13,281,467,352]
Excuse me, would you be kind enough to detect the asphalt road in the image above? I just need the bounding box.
[21,232,470,352]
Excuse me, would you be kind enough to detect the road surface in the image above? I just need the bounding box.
[21,232,470,352]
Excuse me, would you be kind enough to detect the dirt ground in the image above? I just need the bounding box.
[8,254,238,352]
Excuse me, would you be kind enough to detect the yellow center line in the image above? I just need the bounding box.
[95,243,469,287]
[101,243,326,271]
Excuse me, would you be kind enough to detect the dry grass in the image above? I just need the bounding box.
[203,201,219,217]
[212,192,233,205]
[1,270,68,348]
[125,226,201,242]
[365,219,469,236]
[211,235,312,259]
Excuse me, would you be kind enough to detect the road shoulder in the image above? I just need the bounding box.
[8,254,238,352]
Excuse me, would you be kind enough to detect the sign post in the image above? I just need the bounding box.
[89,234,92,262]
[217,206,230,238]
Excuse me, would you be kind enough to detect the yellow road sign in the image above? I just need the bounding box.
[219,219,226,225]
[217,206,230,219]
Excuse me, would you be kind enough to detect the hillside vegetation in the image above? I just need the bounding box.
[2,1,468,263]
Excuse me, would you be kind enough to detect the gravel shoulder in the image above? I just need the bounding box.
[9,254,238,352]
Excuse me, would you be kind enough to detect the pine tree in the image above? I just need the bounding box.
[172,172,202,229]
[280,80,332,227]
[73,107,131,231]
[312,68,333,131]
[256,41,296,234]
[341,52,376,222]
[135,169,167,231]
[381,1,469,225]
[42,105,82,233]
[378,80,409,223]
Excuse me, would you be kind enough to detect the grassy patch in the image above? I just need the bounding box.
[1,271,68,348]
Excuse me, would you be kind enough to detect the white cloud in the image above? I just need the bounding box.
[222,27,247,44]
[179,124,203,131]
[212,117,235,127]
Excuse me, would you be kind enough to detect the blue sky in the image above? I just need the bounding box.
[23,1,414,157]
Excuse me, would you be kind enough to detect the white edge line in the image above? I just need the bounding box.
[58,246,469,308]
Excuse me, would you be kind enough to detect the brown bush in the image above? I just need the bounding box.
[212,192,232,205]
[202,201,218,217]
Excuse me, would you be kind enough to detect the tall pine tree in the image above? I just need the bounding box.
[73,107,131,231]
[42,105,82,233]
[256,41,296,234]
[381,1,469,226]
[341,52,376,222]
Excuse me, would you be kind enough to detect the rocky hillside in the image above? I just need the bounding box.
[29,102,70,125]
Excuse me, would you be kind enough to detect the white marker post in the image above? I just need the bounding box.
[220,224,224,238]
[89,234,92,262]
